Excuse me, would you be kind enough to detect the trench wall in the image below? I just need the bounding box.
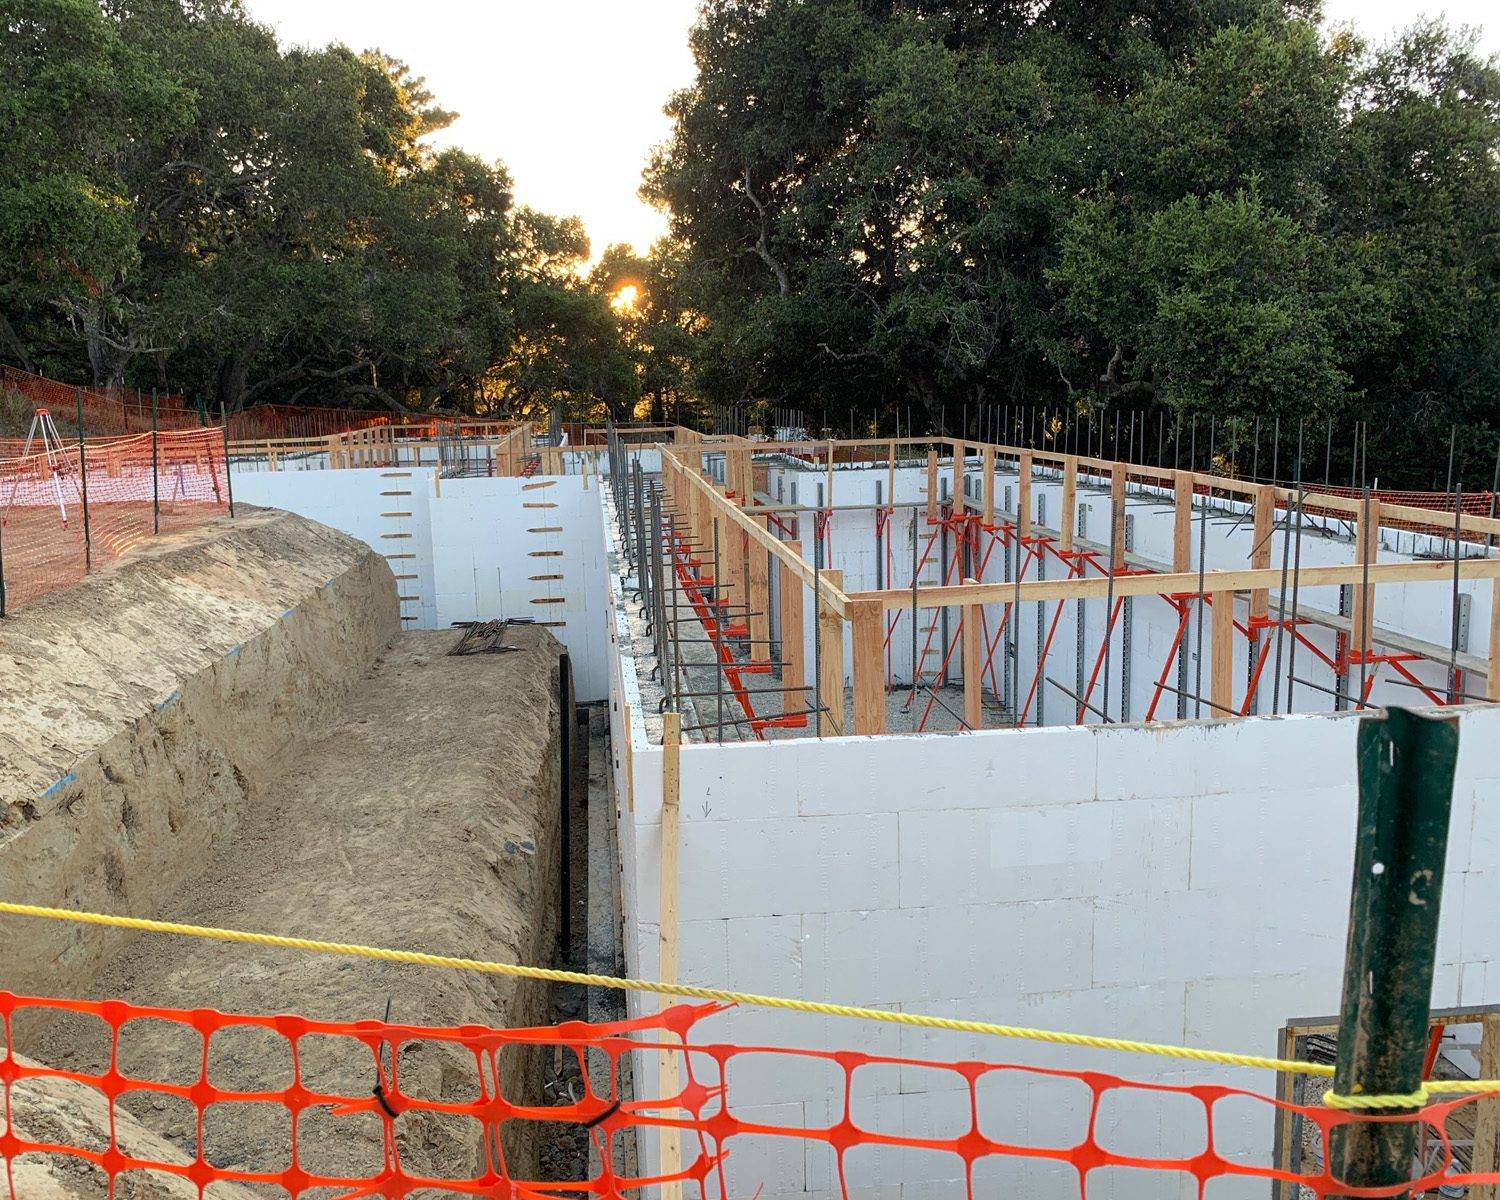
[231,468,612,699]
[0,510,398,999]
[612,679,1500,1200]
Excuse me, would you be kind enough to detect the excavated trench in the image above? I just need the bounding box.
[0,509,587,1196]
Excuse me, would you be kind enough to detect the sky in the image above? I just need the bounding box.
[244,0,1496,262]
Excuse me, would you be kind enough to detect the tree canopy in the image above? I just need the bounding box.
[643,0,1500,484]
[0,0,635,419]
[7,0,1496,477]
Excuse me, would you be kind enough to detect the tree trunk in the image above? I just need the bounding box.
[215,346,254,414]
[0,309,36,374]
[82,305,130,390]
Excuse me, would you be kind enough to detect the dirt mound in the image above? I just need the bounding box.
[26,627,569,1184]
[0,508,398,1002]
[0,1056,257,1199]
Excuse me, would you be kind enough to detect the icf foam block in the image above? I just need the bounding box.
[897,798,1190,908]
[800,899,1091,1006]
[633,812,900,922]
[893,983,1188,1078]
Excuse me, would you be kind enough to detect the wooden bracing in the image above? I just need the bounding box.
[655,436,1500,736]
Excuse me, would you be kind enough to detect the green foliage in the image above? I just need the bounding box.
[0,0,636,420]
[589,241,702,424]
[647,0,1499,483]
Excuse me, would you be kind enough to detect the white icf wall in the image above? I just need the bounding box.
[230,466,614,700]
[613,697,1500,1200]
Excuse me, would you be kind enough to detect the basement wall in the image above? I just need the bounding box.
[231,467,613,699]
[613,693,1500,1200]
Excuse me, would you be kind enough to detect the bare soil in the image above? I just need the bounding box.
[21,626,569,1189]
[0,509,397,1004]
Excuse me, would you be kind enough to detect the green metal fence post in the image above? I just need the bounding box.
[151,387,160,535]
[75,387,91,572]
[221,402,234,518]
[1329,706,1460,1195]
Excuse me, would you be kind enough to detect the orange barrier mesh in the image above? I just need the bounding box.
[0,428,227,612]
[2,992,1495,1199]
[1301,485,1498,543]
[0,367,201,438]
[224,405,394,443]
[1,366,399,445]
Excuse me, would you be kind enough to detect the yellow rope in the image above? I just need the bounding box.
[1,900,1494,1110]
[1323,1088,1435,1111]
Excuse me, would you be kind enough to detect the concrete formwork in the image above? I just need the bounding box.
[139,447,1498,1199]
[232,468,614,699]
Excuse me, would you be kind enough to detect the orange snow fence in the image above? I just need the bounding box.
[2,992,1497,1199]
[0,427,227,612]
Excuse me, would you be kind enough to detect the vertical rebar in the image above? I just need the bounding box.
[1193,486,1207,717]
[1284,422,1307,713]
[1271,470,1296,715]
[713,520,725,742]
[813,528,823,739]
[632,460,647,594]
[1359,489,1372,705]
[910,510,920,733]
[669,508,683,710]
[1490,441,1500,552]
[1449,486,1463,703]
[1012,521,1023,728]
[1444,425,1457,499]
[1285,487,1306,714]
[1102,496,1118,722]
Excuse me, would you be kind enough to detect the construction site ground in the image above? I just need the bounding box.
[0,514,586,1195]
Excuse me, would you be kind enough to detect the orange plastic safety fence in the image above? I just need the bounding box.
[1,366,402,447]
[3,992,1497,1200]
[0,367,201,440]
[1302,485,1496,543]
[224,405,394,443]
[0,428,227,612]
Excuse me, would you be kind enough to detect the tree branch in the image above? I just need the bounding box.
[740,167,790,298]
[336,383,411,415]
[817,342,880,363]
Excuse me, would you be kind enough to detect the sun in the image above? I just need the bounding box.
[610,283,640,313]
